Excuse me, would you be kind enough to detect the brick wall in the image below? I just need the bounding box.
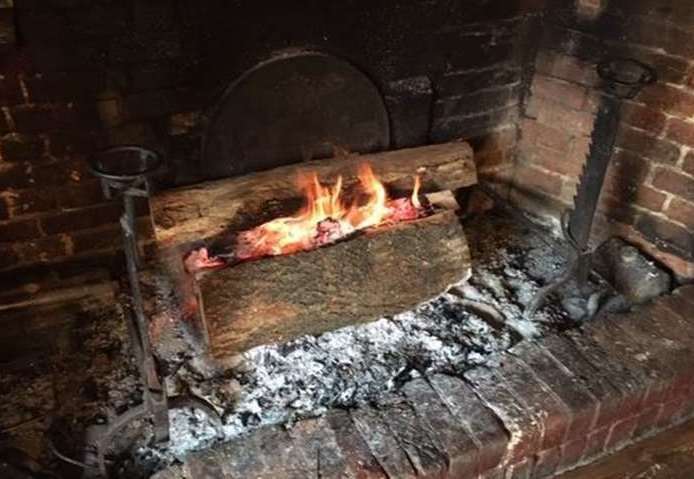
[0,1,546,280]
[513,0,694,280]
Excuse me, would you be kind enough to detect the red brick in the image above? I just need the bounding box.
[652,167,694,198]
[0,133,45,162]
[514,164,563,197]
[531,74,587,110]
[665,197,694,228]
[636,213,694,260]
[616,125,681,165]
[665,117,694,148]
[634,405,663,439]
[633,185,668,213]
[0,218,41,242]
[520,118,572,152]
[581,426,610,462]
[637,83,694,119]
[621,102,667,135]
[526,144,582,177]
[531,97,595,135]
[605,415,641,452]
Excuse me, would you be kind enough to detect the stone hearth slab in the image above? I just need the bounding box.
[155,284,694,479]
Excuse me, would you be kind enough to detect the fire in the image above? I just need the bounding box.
[235,164,425,260]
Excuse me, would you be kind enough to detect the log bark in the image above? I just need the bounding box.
[196,209,471,360]
[151,142,475,250]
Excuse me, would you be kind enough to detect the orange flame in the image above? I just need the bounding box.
[235,164,424,260]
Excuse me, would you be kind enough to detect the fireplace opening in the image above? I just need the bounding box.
[1,1,693,479]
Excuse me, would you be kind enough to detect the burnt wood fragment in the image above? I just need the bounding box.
[151,142,476,249]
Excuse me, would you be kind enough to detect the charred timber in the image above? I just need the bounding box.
[196,209,471,360]
[151,142,476,249]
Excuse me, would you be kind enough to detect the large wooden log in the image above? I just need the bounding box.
[151,142,475,249]
[196,209,470,359]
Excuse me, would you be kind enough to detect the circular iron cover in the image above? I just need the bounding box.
[203,52,390,179]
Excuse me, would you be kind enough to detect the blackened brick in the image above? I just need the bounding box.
[378,397,448,477]
[402,379,480,478]
[351,406,417,479]
[637,83,694,119]
[581,426,610,462]
[437,65,521,98]
[434,85,517,119]
[429,374,508,473]
[636,213,694,260]
[520,119,572,152]
[559,437,587,473]
[0,244,19,270]
[535,50,598,86]
[32,160,89,187]
[665,117,694,148]
[12,104,98,133]
[464,367,542,464]
[684,151,694,176]
[23,72,102,103]
[616,126,680,165]
[533,447,561,478]
[4,188,58,216]
[287,416,352,478]
[605,415,640,451]
[0,162,32,190]
[40,203,120,235]
[665,197,694,228]
[529,96,594,135]
[567,329,650,413]
[531,74,587,110]
[621,102,667,135]
[541,334,623,428]
[326,410,387,479]
[0,133,45,162]
[431,105,519,142]
[71,224,122,255]
[513,164,564,197]
[0,218,41,242]
[497,353,571,449]
[13,235,68,263]
[0,74,23,106]
[510,341,599,439]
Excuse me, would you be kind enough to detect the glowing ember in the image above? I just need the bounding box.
[235,164,426,260]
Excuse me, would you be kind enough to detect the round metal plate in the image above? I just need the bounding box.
[203,52,390,179]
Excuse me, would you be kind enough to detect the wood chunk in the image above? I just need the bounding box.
[151,142,476,249]
[196,209,471,359]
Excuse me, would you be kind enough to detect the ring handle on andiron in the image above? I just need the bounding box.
[597,58,657,99]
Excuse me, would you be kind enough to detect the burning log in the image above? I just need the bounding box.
[151,142,475,250]
[195,207,471,360]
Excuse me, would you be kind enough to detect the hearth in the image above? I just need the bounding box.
[1,1,694,479]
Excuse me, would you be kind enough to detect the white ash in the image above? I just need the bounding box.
[133,213,573,472]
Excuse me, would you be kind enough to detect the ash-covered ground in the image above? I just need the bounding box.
[0,209,593,478]
[130,211,578,474]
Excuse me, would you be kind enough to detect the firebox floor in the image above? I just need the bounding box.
[0,208,609,478]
